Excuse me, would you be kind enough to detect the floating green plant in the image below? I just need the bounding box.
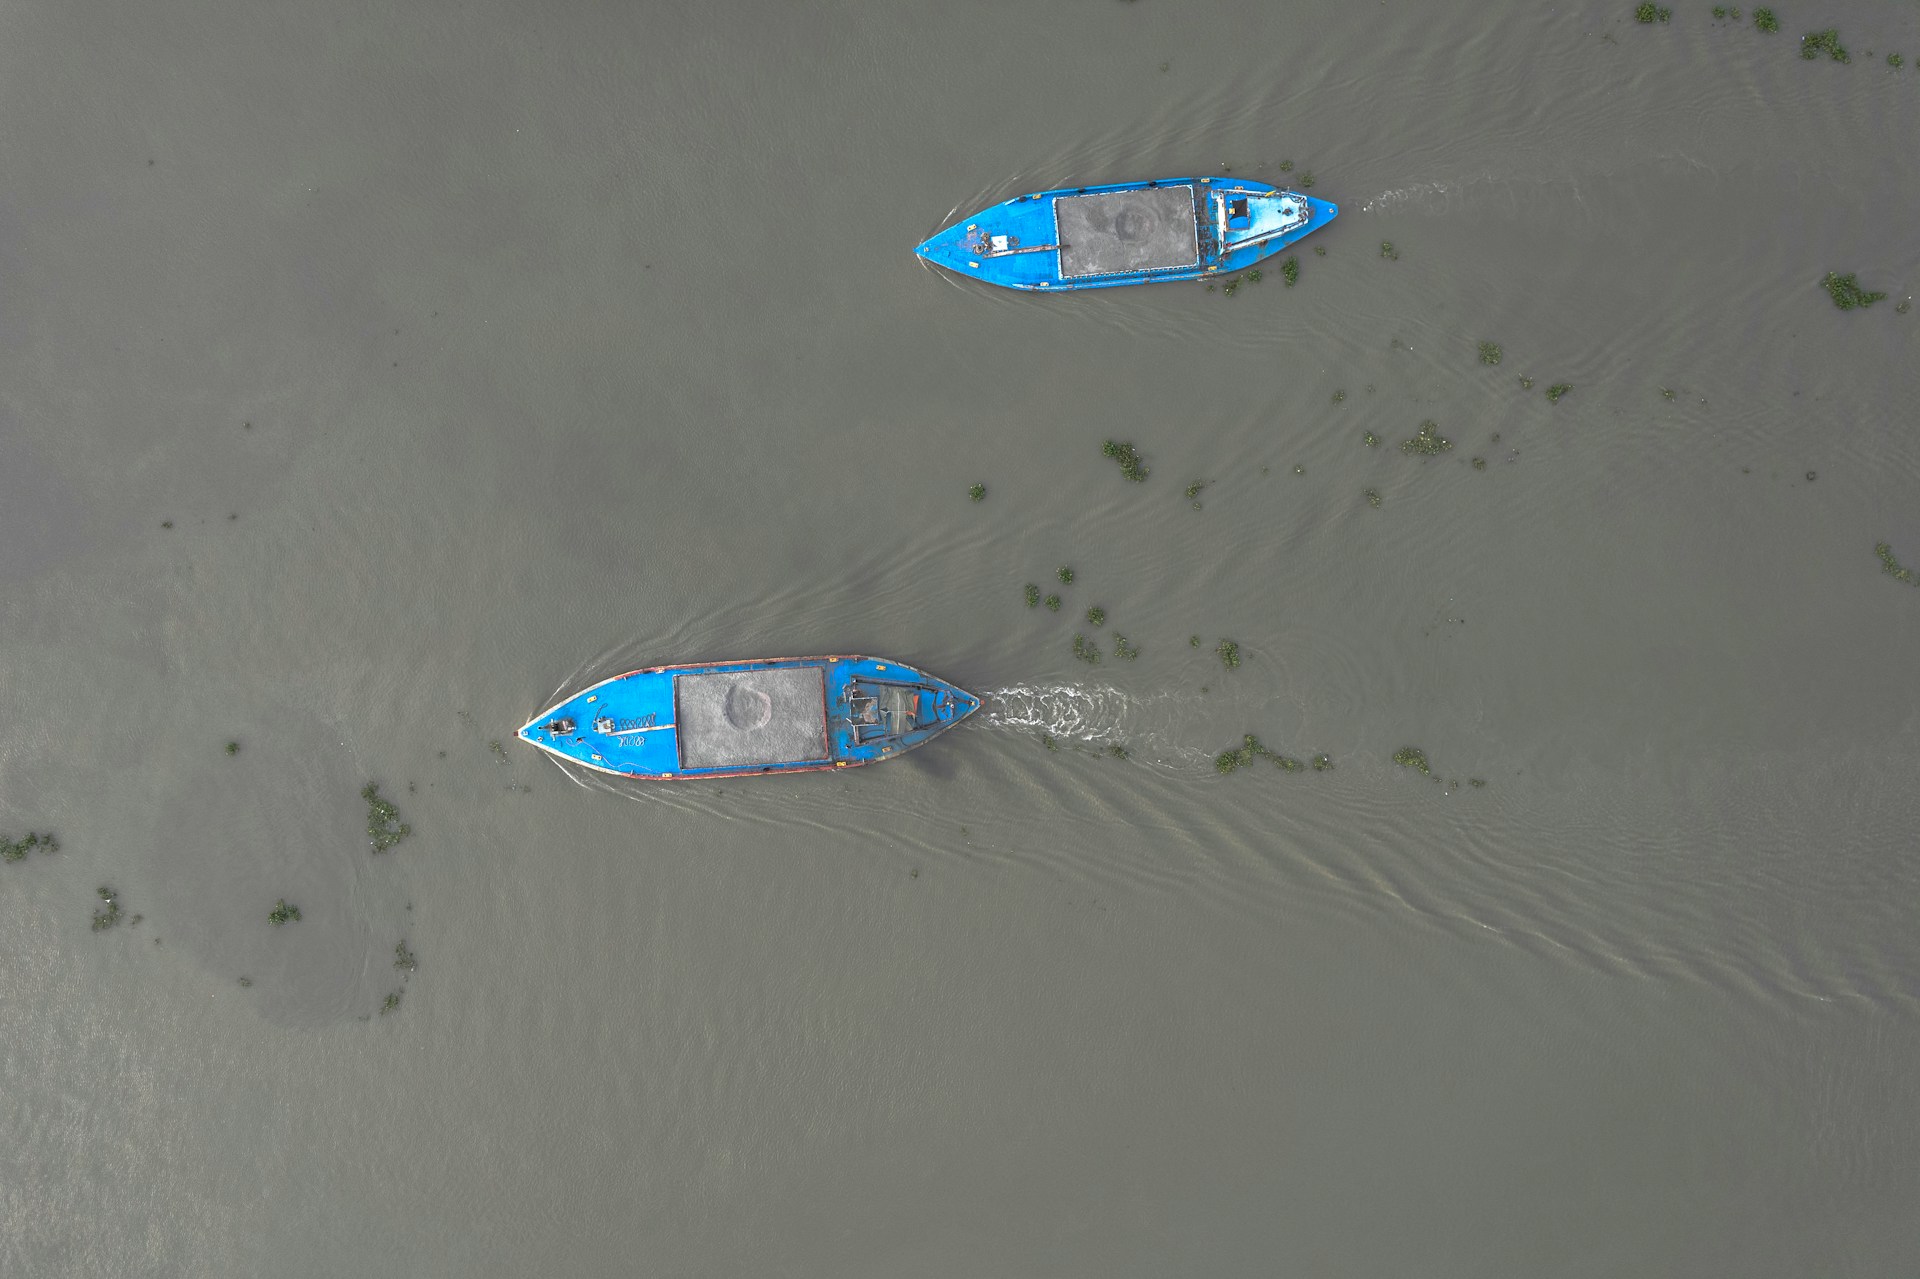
[489,739,508,764]
[1876,542,1918,585]
[1086,606,1107,627]
[268,899,301,926]
[1041,734,1057,751]
[1712,5,1725,16]
[1801,28,1848,61]
[1278,160,1294,172]
[1215,734,1267,774]
[3,831,57,863]
[1890,54,1905,68]
[1753,8,1777,32]
[1898,299,1913,316]
[1400,420,1453,455]
[1222,278,1239,297]
[968,483,986,502]
[1363,431,1379,447]
[1471,457,1487,471]
[1660,387,1676,401]
[1057,566,1075,584]
[1189,635,1201,647]
[1280,257,1300,287]
[1379,241,1399,260]
[1332,389,1347,404]
[381,991,402,1015]
[1311,753,1334,771]
[1299,172,1315,189]
[1364,488,1383,508]
[1313,245,1326,256]
[1276,755,1306,773]
[1112,634,1140,660]
[1470,778,1487,788]
[1478,341,1503,366]
[1185,480,1206,501]
[394,941,417,973]
[1545,383,1573,403]
[1392,746,1432,775]
[1822,272,1886,310]
[1101,440,1149,482]
[237,977,253,987]
[224,741,240,756]
[363,783,411,853]
[1024,583,1040,608]
[1634,3,1672,23]
[1107,744,1129,760]
[1216,639,1240,670]
[1045,594,1062,611]
[1071,635,1102,665]
[1247,268,1263,284]
[1518,375,1535,390]
[1293,464,1305,475]
[91,886,123,931]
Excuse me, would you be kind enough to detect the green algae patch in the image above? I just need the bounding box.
[1216,735,1314,776]
[225,741,240,756]
[1801,28,1848,61]
[1400,420,1452,455]
[1635,4,1672,23]
[381,991,402,1015]
[1216,638,1240,670]
[1753,7,1778,32]
[1545,383,1573,403]
[1102,440,1149,482]
[1379,241,1399,260]
[1478,341,1503,366]
[1024,583,1041,608]
[1086,606,1106,627]
[1311,753,1334,771]
[1363,431,1379,448]
[1044,594,1062,612]
[1057,566,1076,584]
[968,483,986,502]
[3,831,58,863]
[1112,634,1140,661]
[1280,257,1300,287]
[364,783,411,854]
[1392,746,1432,775]
[268,899,302,926]
[1822,272,1886,310]
[1876,542,1918,585]
[1518,375,1535,390]
[1071,635,1102,665]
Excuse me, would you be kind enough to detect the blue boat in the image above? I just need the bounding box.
[518,655,980,779]
[916,176,1338,291]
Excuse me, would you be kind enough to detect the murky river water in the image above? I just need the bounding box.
[4,0,1918,1273]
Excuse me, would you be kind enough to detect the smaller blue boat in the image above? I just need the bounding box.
[917,176,1338,291]
[518,655,980,780]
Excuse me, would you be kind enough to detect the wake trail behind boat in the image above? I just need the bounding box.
[978,684,1216,769]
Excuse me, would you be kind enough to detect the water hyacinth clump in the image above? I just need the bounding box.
[968,483,985,502]
[1057,566,1075,584]
[1546,383,1573,403]
[1518,375,1535,390]
[381,991,402,1016]
[1071,635,1101,665]
[1889,54,1904,68]
[1365,488,1383,508]
[394,941,418,973]
[1478,341,1503,366]
[1280,257,1300,287]
[225,741,240,756]
[1392,746,1432,775]
[1024,583,1040,608]
[1800,28,1848,61]
[364,783,411,853]
[1216,639,1240,670]
[91,886,122,931]
[1401,420,1452,455]
[3,831,58,863]
[1635,3,1672,23]
[1822,272,1886,310]
[1044,594,1062,611]
[1363,431,1378,448]
[1877,542,1918,585]
[1311,753,1334,771]
[1112,634,1140,661]
[1379,241,1399,260]
[1215,734,1270,774]
[1086,606,1106,627]
[1753,7,1777,31]
[1101,440,1149,482]
[268,899,301,926]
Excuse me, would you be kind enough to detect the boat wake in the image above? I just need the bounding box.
[977,683,1216,770]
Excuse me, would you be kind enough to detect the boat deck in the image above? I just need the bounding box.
[1055,185,1199,279]
[674,666,828,770]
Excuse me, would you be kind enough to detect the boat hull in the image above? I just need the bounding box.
[519,655,979,780]
[917,177,1338,291]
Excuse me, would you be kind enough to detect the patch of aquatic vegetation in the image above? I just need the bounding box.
[1400,420,1452,455]
[1753,7,1777,31]
[1086,606,1106,627]
[1216,639,1240,670]
[1364,488,1383,508]
[91,886,123,931]
[394,941,417,973]
[268,899,302,926]
[1278,160,1294,172]
[363,783,411,853]
[3,830,58,863]
[1518,375,1535,390]
[1478,341,1502,365]
[1801,28,1848,62]
[968,483,985,502]
[1292,464,1305,475]
[1102,440,1148,482]
[1247,268,1263,284]
[1545,383,1573,403]
[1057,566,1075,584]
[1213,735,1313,776]
[1392,746,1431,775]
[1222,278,1240,298]
[1112,634,1140,661]
[1472,457,1487,471]
[1299,172,1314,189]
[1071,635,1101,665]
[488,739,508,764]
[1311,753,1333,771]
[1635,3,1672,23]
[1024,583,1040,608]
[1106,744,1129,760]
[381,991,402,1015]
[1280,257,1300,287]
[1876,542,1918,585]
[1190,635,1201,647]
[1379,241,1399,260]
[1822,272,1886,310]
[225,741,240,756]
[1185,480,1207,508]
[1890,54,1905,68]
[1044,594,1062,611]
[1313,245,1326,257]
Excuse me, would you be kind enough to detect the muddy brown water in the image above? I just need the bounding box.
[3,1,1918,1274]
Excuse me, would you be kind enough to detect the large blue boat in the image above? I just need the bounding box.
[518,655,980,779]
[916,176,1338,291]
